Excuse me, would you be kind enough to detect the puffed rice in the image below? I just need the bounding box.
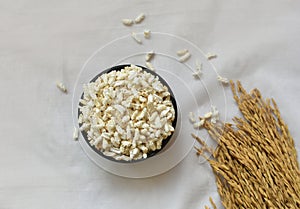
[145,50,154,62]
[189,112,196,123]
[204,111,212,119]
[73,127,79,140]
[193,120,205,128]
[143,29,151,39]
[145,62,155,71]
[206,53,217,60]
[131,32,142,44]
[134,13,145,24]
[190,106,219,128]
[210,105,219,123]
[193,60,203,79]
[56,81,67,93]
[178,52,191,63]
[78,65,175,161]
[177,49,189,56]
[122,19,134,26]
[217,75,229,84]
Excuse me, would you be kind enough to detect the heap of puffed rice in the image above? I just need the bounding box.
[78,65,176,161]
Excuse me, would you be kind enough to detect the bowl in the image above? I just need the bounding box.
[78,64,178,163]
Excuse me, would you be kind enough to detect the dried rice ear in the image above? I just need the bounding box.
[194,80,300,208]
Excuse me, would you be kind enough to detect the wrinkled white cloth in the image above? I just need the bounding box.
[1,0,299,208]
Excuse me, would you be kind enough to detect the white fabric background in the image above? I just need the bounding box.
[1,0,300,208]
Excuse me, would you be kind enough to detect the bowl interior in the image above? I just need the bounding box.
[78,64,178,163]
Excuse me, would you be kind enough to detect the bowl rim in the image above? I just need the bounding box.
[78,64,178,163]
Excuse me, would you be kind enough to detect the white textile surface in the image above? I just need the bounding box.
[1,0,300,209]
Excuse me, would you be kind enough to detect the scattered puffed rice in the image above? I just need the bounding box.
[217,75,229,84]
[192,71,202,79]
[145,50,155,62]
[56,81,67,93]
[134,13,145,24]
[193,119,205,128]
[189,105,219,129]
[196,60,202,71]
[204,111,212,119]
[145,62,155,71]
[206,53,217,60]
[189,112,196,123]
[193,60,203,79]
[210,105,219,123]
[122,19,134,26]
[144,29,151,39]
[177,49,189,56]
[73,127,79,141]
[178,52,191,63]
[131,32,142,44]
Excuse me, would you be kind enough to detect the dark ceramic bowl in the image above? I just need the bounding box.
[78,64,178,163]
